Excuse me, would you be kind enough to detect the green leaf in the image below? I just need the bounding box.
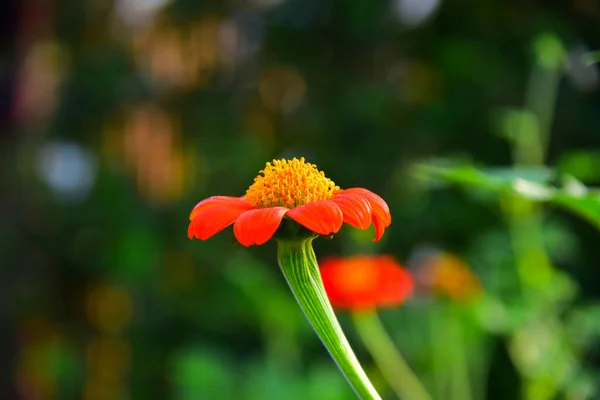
[558,150,600,182]
[582,51,600,66]
[170,347,235,400]
[566,304,600,350]
[552,191,600,230]
[243,362,304,400]
[413,163,554,195]
[413,162,600,230]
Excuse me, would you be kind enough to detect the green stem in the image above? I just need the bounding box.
[277,238,382,400]
[352,311,432,400]
[506,34,564,400]
[445,307,473,400]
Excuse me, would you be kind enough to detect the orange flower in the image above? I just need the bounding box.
[416,252,481,302]
[320,255,413,311]
[188,158,392,246]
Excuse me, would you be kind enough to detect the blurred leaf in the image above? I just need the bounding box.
[413,162,555,196]
[475,271,578,336]
[243,361,355,400]
[243,362,303,400]
[414,162,600,230]
[542,218,579,264]
[582,51,600,66]
[553,196,600,233]
[565,304,600,351]
[171,347,235,400]
[482,167,555,184]
[565,370,600,400]
[474,294,512,334]
[557,151,600,183]
[305,363,358,400]
[467,228,521,294]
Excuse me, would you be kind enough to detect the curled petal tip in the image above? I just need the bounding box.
[337,187,391,241]
[332,192,372,231]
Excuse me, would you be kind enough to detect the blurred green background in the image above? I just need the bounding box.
[2,0,600,399]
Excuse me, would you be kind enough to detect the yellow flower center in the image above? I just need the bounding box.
[245,157,340,208]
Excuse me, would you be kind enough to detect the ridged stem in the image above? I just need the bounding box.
[352,311,432,400]
[277,238,382,400]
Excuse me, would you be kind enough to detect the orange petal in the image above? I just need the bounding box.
[188,203,254,240]
[319,254,411,311]
[374,255,413,307]
[233,207,288,247]
[190,196,252,221]
[339,188,391,242]
[286,200,344,236]
[332,192,372,230]
[371,214,388,242]
[320,256,380,311]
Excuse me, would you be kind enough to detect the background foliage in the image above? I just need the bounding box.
[2,0,600,399]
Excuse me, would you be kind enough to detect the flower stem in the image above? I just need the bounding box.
[277,238,382,400]
[352,311,432,400]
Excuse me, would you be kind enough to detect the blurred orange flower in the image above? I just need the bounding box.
[320,255,413,311]
[417,252,481,302]
[188,157,392,246]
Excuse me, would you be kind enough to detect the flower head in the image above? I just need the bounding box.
[320,255,413,311]
[188,157,392,246]
[414,252,481,302]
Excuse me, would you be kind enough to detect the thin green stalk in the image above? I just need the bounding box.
[429,310,448,400]
[352,311,432,400]
[505,34,561,291]
[505,33,564,400]
[445,307,473,400]
[277,238,382,400]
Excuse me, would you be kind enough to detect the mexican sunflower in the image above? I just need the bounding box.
[188,157,392,246]
[320,255,413,311]
[415,251,481,302]
[322,255,431,400]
